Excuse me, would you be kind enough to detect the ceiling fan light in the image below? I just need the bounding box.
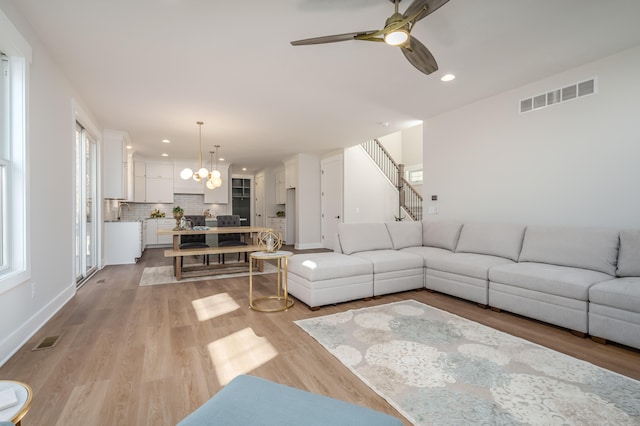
[384,29,409,46]
[180,168,193,180]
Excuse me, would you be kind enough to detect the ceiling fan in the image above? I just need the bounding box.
[290,0,450,75]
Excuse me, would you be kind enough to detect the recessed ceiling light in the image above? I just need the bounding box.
[126,145,133,149]
[162,139,171,143]
[441,74,456,82]
[242,168,247,171]
[161,153,169,157]
[380,121,389,127]
[219,157,225,162]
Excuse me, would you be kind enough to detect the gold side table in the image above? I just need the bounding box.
[249,250,294,312]
[0,380,32,426]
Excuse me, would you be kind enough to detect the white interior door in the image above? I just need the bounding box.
[254,173,265,227]
[321,154,343,250]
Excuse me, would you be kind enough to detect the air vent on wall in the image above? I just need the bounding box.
[519,77,597,114]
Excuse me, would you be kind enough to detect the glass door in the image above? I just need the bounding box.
[75,122,98,286]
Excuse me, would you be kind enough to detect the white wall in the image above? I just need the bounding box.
[0,1,93,364]
[401,124,423,169]
[423,46,640,228]
[343,145,399,223]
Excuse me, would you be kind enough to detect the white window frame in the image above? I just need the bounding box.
[405,166,423,185]
[0,8,32,294]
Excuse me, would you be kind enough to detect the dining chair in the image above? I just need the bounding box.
[216,215,248,263]
[180,215,209,265]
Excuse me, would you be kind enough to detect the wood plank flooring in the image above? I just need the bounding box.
[2,247,639,425]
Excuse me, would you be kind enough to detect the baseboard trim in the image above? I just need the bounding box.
[294,242,324,250]
[0,282,76,367]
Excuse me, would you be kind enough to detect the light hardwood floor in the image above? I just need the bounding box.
[2,247,639,425]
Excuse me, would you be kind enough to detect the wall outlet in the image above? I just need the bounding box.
[428,206,438,215]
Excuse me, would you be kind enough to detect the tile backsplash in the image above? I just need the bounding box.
[109,194,232,221]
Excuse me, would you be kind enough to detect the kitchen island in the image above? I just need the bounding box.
[104,221,143,265]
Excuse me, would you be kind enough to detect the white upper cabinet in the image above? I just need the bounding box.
[103,129,130,199]
[145,162,174,203]
[173,160,204,194]
[285,157,298,189]
[132,161,146,202]
[146,162,173,179]
[275,167,286,204]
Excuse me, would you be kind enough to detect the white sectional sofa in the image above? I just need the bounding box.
[286,221,640,350]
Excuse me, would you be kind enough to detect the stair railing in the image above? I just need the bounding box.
[360,139,423,221]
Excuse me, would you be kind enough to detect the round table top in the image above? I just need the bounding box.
[250,250,293,260]
[0,380,32,423]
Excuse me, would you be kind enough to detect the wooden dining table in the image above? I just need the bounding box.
[158,226,273,280]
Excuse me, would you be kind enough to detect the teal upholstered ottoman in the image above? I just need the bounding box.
[178,375,403,426]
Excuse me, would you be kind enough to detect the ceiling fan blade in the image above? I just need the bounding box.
[291,31,377,46]
[403,0,450,22]
[401,36,438,75]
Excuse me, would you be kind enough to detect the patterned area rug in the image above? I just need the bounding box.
[139,263,277,286]
[295,300,640,425]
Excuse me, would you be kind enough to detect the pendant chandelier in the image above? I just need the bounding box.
[179,121,223,189]
[206,145,223,189]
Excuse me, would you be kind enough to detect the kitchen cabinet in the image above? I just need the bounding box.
[204,163,230,204]
[133,161,146,202]
[275,167,286,204]
[103,130,130,199]
[144,218,175,246]
[104,221,142,265]
[173,160,204,194]
[231,177,251,199]
[145,162,174,203]
[231,177,251,226]
[284,157,298,189]
[267,217,286,242]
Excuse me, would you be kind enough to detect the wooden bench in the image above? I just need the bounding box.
[164,245,263,280]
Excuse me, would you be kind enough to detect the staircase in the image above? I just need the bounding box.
[360,139,423,221]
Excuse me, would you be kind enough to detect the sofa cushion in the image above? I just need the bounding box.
[617,230,640,277]
[288,253,372,281]
[385,221,422,249]
[338,223,393,255]
[427,252,514,280]
[489,262,612,300]
[401,246,455,267]
[422,221,463,251]
[589,277,640,314]
[455,223,526,261]
[518,226,619,276]
[351,250,423,274]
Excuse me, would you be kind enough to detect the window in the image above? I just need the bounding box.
[406,168,423,185]
[0,9,31,292]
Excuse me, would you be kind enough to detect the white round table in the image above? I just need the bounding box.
[0,380,32,426]
[249,250,294,312]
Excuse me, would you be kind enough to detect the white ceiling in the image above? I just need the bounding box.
[10,0,640,171]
